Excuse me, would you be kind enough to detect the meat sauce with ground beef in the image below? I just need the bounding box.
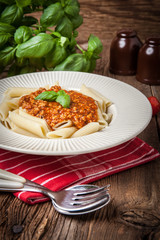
[19,86,98,130]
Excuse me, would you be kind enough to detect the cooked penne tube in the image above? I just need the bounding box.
[47,127,77,139]
[6,97,20,110]
[4,117,12,129]
[102,112,113,124]
[0,101,11,121]
[8,111,49,138]
[80,84,104,111]
[97,107,108,127]
[53,120,72,129]
[71,122,100,138]
[10,121,40,138]
[80,84,112,112]
[4,87,37,98]
[18,108,51,131]
[88,87,112,108]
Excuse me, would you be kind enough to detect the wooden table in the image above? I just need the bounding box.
[0,0,160,239]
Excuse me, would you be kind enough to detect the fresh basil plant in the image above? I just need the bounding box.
[0,0,103,76]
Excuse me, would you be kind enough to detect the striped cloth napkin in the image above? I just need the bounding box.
[0,137,159,204]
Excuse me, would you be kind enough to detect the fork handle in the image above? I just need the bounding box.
[0,169,26,183]
[0,179,24,189]
[0,179,51,198]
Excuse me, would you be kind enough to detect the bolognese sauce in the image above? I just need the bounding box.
[19,86,98,130]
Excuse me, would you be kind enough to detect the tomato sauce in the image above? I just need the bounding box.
[19,86,98,130]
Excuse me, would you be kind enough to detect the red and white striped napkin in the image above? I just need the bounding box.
[0,137,159,204]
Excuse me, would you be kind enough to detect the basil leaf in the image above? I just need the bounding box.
[40,3,64,28]
[35,90,70,108]
[69,14,83,30]
[14,26,32,44]
[54,53,90,72]
[55,16,73,39]
[64,5,80,17]
[0,46,16,66]
[16,33,55,58]
[35,91,57,101]
[16,0,31,8]
[0,22,16,34]
[56,90,70,108]
[45,39,68,69]
[0,32,11,48]
[0,4,23,26]
[87,34,103,58]
[66,0,80,8]
[20,65,36,74]
[15,57,28,67]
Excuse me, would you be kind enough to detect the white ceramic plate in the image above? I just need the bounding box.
[0,71,152,155]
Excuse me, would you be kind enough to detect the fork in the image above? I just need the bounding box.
[0,169,110,212]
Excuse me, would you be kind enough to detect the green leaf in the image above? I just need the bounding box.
[0,22,16,34]
[40,3,64,28]
[64,5,79,17]
[55,16,73,39]
[56,90,70,108]
[16,33,55,58]
[45,38,68,68]
[14,26,32,44]
[68,35,77,52]
[15,57,28,67]
[35,90,57,101]
[16,0,31,8]
[54,53,91,72]
[35,90,70,108]
[20,65,36,74]
[0,4,23,26]
[69,14,83,30]
[51,31,61,38]
[66,0,80,8]
[87,34,103,58]
[59,36,69,48]
[0,32,11,48]
[0,46,16,66]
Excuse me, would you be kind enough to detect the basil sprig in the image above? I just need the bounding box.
[35,90,70,108]
[0,0,103,76]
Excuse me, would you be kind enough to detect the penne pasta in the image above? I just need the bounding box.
[80,84,112,112]
[80,84,104,111]
[0,101,11,121]
[8,110,49,138]
[4,87,37,98]
[71,122,100,138]
[53,120,72,129]
[102,112,113,124]
[97,107,108,127]
[19,108,51,131]
[47,127,77,139]
[10,121,40,138]
[0,83,113,139]
[6,97,20,110]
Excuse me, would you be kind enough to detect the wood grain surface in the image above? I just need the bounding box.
[0,0,160,239]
